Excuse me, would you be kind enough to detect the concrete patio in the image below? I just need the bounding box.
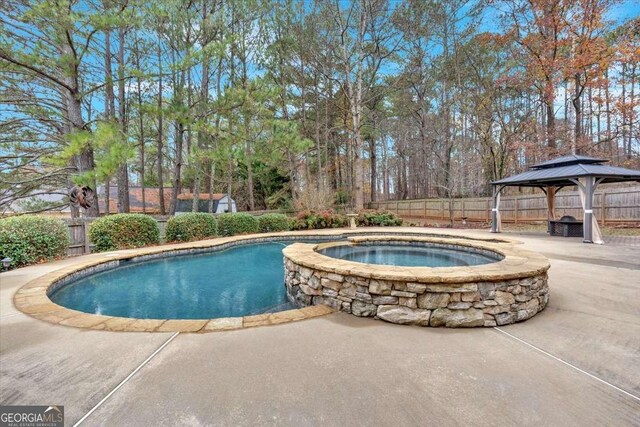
[1,228,639,426]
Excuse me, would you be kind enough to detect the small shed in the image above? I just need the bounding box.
[491,155,640,243]
[175,193,237,214]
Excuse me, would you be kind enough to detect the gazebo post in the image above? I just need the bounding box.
[542,186,557,234]
[491,185,498,233]
[584,176,594,243]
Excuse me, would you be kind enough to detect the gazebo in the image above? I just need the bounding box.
[490,155,640,243]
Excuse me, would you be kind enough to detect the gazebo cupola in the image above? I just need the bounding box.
[490,155,640,243]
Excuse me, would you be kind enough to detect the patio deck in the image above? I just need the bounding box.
[1,227,638,426]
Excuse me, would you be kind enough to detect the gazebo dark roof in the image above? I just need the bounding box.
[492,155,640,188]
[530,154,607,169]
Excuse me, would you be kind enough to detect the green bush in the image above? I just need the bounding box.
[89,214,159,252]
[357,210,403,227]
[217,213,259,236]
[257,213,293,233]
[292,210,347,230]
[0,215,70,268]
[166,213,218,242]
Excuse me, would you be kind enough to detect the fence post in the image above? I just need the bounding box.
[441,200,445,220]
[396,200,399,215]
[83,219,90,254]
[514,196,519,224]
[423,200,427,218]
[601,191,606,225]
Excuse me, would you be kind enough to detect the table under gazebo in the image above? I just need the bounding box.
[490,155,640,244]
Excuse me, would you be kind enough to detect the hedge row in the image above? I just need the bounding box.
[1,210,403,266]
[166,213,217,242]
[164,210,405,238]
[217,213,259,236]
[356,210,403,227]
[290,210,403,230]
[292,210,348,230]
[0,216,70,268]
[257,213,294,232]
[89,214,159,251]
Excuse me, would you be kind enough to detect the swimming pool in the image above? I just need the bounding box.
[19,232,548,330]
[50,242,298,319]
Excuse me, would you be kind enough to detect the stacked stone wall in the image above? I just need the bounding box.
[284,258,548,327]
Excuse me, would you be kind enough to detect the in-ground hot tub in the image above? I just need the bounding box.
[283,236,550,327]
[318,241,502,267]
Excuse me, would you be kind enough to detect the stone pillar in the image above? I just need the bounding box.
[347,214,358,229]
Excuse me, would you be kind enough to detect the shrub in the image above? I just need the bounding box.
[357,210,403,227]
[89,214,159,252]
[257,213,293,233]
[292,210,347,230]
[0,215,70,268]
[217,213,259,236]
[166,213,218,242]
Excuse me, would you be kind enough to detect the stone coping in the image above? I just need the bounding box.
[12,228,523,333]
[284,236,550,284]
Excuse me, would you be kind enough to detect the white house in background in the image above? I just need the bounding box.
[175,193,237,214]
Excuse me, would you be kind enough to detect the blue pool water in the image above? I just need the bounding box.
[320,244,500,267]
[51,242,298,320]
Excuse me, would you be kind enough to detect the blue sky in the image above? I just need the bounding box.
[609,0,640,23]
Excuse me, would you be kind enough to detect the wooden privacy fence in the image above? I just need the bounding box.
[65,217,169,257]
[369,186,640,224]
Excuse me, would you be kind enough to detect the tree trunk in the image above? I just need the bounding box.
[628,63,636,160]
[117,26,130,212]
[61,42,99,217]
[209,59,223,214]
[337,0,366,211]
[169,121,184,215]
[621,63,627,160]
[605,67,612,156]
[135,37,146,213]
[573,74,582,154]
[191,64,202,213]
[104,28,115,215]
[208,161,215,213]
[382,132,389,199]
[104,30,116,119]
[596,85,602,151]
[245,109,255,211]
[157,43,165,215]
[546,78,556,154]
[315,83,323,192]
